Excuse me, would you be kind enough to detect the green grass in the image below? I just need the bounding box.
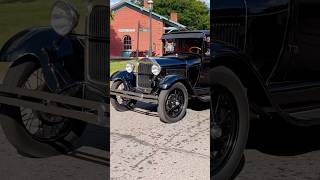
[0,0,85,48]
[110,60,131,76]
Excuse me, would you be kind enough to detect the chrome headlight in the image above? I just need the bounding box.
[151,64,161,76]
[51,0,79,36]
[126,63,135,73]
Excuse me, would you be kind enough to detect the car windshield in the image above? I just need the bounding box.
[163,38,204,55]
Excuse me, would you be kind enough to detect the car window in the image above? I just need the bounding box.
[164,38,203,55]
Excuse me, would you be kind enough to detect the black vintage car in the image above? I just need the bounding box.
[211,0,320,179]
[0,0,108,157]
[110,30,210,123]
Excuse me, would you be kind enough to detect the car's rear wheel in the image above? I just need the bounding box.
[0,61,87,157]
[111,80,136,111]
[210,67,249,180]
[158,82,188,123]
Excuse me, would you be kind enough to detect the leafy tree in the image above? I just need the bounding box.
[132,0,209,30]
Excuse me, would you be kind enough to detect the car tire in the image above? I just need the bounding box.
[210,66,249,180]
[111,80,137,112]
[0,61,87,158]
[158,82,188,123]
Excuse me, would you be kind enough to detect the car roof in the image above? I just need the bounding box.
[162,30,210,40]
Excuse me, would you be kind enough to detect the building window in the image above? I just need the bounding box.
[123,35,132,50]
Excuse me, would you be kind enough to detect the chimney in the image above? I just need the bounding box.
[170,12,178,22]
[143,0,149,9]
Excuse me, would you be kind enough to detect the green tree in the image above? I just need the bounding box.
[153,0,210,30]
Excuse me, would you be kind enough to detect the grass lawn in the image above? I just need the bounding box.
[0,0,85,48]
[110,59,131,76]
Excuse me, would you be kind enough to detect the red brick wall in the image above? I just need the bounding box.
[110,6,164,57]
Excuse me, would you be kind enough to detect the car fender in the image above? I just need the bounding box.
[158,75,193,93]
[209,42,274,110]
[111,70,136,87]
[0,27,84,91]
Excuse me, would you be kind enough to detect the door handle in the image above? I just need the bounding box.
[288,44,299,54]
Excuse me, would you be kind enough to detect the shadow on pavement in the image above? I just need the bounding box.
[247,116,320,156]
[71,124,109,166]
[123,99,211,117]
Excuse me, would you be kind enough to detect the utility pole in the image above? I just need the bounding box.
[148,0,153,57]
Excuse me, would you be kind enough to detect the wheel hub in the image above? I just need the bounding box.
[212,125,222,139]
[211,86,239,174]
[165,89,185,118]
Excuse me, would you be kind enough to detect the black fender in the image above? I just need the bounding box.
[0,27,84,91]
[111,70,136,88]
[159,75,193,94]
[209,42,274,112]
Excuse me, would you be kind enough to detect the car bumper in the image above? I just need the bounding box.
[110,89,158,104]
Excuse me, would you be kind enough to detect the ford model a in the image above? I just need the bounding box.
[0,0,108,157]
[211,0,320,179]
[110,30,211,123]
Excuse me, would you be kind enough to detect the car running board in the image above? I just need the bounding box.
[0,85,109,127]
[289,108,320,123]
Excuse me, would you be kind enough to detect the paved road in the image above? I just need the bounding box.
[0,117,109,180]
[236,118,320,180]
[111,102,320,180]
[110,102,211,180]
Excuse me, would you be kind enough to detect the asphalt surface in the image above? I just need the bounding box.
[110,102,211,180]
[111,102,320,180]
[0,118,109,180]
[237,118,320,180]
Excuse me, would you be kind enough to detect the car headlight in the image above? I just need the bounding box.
[151,64,161,76]
[126,63,135,73]
[51,0,79,36]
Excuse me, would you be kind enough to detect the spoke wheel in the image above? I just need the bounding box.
[165,88,185,118]
[111,81,136,111]
[20,68,72,142]
[158,82,188,123]
[211,85,239,174]
[209,67,249,180]
[0,61,86,157]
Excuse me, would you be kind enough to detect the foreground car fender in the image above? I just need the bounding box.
[210,42,273,110]
[111,70,136,87]
[0,27,84,91]
[159,75,192,92]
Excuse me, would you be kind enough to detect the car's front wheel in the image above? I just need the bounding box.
[111,81,137,111]
[158,82,188,123]
[210,67,249,180]
[0,61,87,157]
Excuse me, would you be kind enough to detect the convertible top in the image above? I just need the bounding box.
[162,30,210,40]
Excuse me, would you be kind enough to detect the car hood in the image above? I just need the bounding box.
[148,54,201,68]
[151,57,186,68]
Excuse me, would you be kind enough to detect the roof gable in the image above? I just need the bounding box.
[111,0,186,29]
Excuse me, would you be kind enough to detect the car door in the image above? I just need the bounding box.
[269,0,320,111]
[195,35,211,89]
[284,0,320,82]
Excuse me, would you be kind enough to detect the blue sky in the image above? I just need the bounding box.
[110,0,210,6]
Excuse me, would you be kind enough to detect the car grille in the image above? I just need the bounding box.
[137,63,153,88]
[88,5,108,83]
[211,23,242,49]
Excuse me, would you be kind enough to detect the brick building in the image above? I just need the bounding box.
[110,0,186,57]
